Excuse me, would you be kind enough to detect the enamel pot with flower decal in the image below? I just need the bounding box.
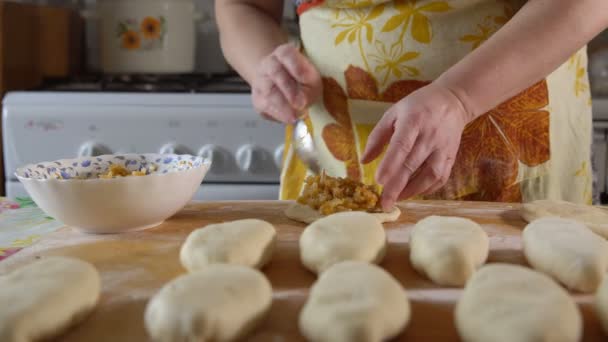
[83,0,203,74]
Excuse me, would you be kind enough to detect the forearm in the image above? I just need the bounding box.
[436,0,608,121]
[215,0,288,83]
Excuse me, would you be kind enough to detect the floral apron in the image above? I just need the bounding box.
[280,0,593,204]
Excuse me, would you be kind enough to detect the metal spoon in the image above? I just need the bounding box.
[292,118,321,174]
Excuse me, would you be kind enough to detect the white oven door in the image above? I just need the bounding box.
[193,184,279,201]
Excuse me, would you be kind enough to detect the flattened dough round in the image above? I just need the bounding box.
[299,261,410,342]
[596,276,608,335]
[285,201,401,224]
[299,211,386,274]
[410,216,489,286]
[0,256,101,342]
[180,219,276,271]
[523,217,608,292]
[145,264,272,342]
[456,264,581,342]
[521,199,608,238]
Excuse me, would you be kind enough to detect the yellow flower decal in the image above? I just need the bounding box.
[381,0,451,44]
[116,16,166,51]
[369,40,420,85]
[121,30,141,50]
[141,17,162,39]
[333,3,385,71]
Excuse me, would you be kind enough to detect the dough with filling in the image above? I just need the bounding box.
[180,219,276,271]
[285,201,400,224]
[521,199,608,238]
[299,261,410,342]
[299,211,386,274]
[145,264,272,342]
[410,215,489,286]
[0,256,101,342]
[523,217,608,292]
[456,263,581,342]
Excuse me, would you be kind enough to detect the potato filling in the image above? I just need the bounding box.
[297,172,381,215]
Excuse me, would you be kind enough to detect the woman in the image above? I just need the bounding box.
[216,0,607,211]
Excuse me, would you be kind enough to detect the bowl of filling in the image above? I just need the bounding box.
[16,154,211,234]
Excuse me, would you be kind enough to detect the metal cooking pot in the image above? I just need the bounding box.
[84,0,202,74]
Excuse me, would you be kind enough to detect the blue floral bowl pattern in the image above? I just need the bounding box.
[16,154,209,180]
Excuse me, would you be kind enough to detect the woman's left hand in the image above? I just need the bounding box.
[361,82,472,211]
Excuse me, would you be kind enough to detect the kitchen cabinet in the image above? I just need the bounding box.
[0,0,83,195]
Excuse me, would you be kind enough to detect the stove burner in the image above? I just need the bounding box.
[38,74,251,93]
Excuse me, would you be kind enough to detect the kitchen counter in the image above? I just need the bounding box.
[0,200,604,341]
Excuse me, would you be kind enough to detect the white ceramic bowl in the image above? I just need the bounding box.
[16,154,210,234]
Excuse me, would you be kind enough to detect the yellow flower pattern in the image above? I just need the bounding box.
[574,161,593,204]
[369,40,420,85]
[333,3,386,71]
[571,54,590,97]
[332,0,448,76]
[381,0,451,44]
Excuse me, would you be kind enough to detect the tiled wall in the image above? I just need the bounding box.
[195,0,297,73]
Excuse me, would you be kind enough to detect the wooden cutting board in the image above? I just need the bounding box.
[0,200,605,341]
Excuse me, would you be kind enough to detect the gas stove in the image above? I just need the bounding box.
[3,74,284,201]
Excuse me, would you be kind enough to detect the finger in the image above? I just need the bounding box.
[375,117,422,185]
[398,151,449,200]
[260,112,281,123]
[253,84,297,124]
[274,44,321,107]
[274,44,320,86]
[265,55,299,108]
[266,88,298,123]
[361,110,395,163]
[253,70,275,98]
[379,136,433,211]
[422,156,455,196]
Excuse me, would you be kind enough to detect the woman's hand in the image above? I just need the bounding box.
[251,44,322,123]
[361,82,472,211]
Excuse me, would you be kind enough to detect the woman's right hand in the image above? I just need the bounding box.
[251,43,322,124]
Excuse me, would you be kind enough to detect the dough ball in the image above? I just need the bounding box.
[180,219,276,271]
[456,263,581,342]
[0,256,101,342]
[299,261,410,342]
[521,199,608,239]
[299,211,386,274]
[285,202,401,224]
[595,276,608,335]
[410,216,489,286]
[145,264,272,342]
[523,217,608,292]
